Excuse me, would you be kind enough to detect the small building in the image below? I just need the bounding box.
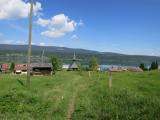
[68,53,80,71]
[96,65,101,71]
[108,66,123,72]
[14,64,29,75]
[127,67,143,72]
[62,64,69,70]
[108,66,128,72]
[1,64,10,73]
[31,63,52,75]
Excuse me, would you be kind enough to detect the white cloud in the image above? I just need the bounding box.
[78,20,84,26]
[36,18,50,27]
[71,34,78,39]
[41,30,65,38]
[0,0,42,20]
[0,38,27,45]
[39,42,45,46]
[15,40,27,45]
[36,14,79,38]
[0,39,14,44]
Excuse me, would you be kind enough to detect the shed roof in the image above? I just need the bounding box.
[31,63,52,68]
[14,64,28,71]
[1,64,9,70]
[127,67,143,72]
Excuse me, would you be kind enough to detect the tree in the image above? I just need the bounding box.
[51,56,62,74]
[89,56,98,71]
[139,63,148,71]
[149,61,158,70]
[155,61,159,69]
[10,62,15,72]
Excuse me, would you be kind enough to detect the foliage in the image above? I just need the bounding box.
[10,62,15,72]
[50,56,62,73]
[149,61,159,70]
[89,56,98,71]
[139,63,148,71]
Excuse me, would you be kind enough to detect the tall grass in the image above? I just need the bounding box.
[0,71,160,119]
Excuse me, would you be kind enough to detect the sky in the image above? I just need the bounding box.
[0,0,160,56]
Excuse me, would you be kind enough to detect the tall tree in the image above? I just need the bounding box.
[51,56,62,74]
[10,62,15,72]
[139,63,148,71]
[89,56,98,71]
[150,61,159,70]
[155,61,159,69]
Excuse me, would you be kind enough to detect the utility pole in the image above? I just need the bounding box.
[27,0,33,87]
[41,49,45,64]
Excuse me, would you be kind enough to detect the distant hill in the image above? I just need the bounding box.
[0,44,160,66]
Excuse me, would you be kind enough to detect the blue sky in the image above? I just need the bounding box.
[0,0,160,56]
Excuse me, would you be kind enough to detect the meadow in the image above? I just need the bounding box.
[0,71,160,120]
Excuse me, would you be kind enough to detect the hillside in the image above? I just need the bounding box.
[0,44,160,65]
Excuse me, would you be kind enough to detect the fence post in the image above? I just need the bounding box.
[88,71,91,78]
[109,71,112,88]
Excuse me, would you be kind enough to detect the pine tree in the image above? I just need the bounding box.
[139,63,148,71]
[149,61,158,70]
[155,61,159,69]
[10,62,15,73]
[139,63,145,70]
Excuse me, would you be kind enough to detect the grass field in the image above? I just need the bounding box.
[0,71,160,120]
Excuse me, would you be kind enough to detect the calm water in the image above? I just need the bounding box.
[100,64,138,71]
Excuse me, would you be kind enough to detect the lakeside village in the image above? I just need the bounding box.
[0,53,159,75]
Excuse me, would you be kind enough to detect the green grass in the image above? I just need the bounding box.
[0,71,160,120]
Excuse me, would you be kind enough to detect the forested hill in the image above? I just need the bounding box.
[0,44,159,66]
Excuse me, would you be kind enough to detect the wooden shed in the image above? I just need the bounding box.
[31,63,52,75]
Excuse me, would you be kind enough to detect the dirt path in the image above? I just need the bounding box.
[66,73,87,120]
[66,90,77,120]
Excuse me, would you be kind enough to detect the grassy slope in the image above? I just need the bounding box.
[0,71,160,120]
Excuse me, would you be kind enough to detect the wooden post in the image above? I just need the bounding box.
[88,71,91,78]
[109,71,112,88]
[27,0,33,87]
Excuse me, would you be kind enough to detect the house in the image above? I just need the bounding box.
[31,63,52,75]
[14,64,29,75]
[62,64,69,70]
[68,53,80,71]
[96,65,101,71]
[108,66,128,72]
[108,66,123,72]
[1,64,10,73]
[127,67,143,72]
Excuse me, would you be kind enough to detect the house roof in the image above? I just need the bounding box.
[1,64,9,70]
[69,61,79,69]
[14,64,28,71]
[127,67,143,72]
[31,63,52,68]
